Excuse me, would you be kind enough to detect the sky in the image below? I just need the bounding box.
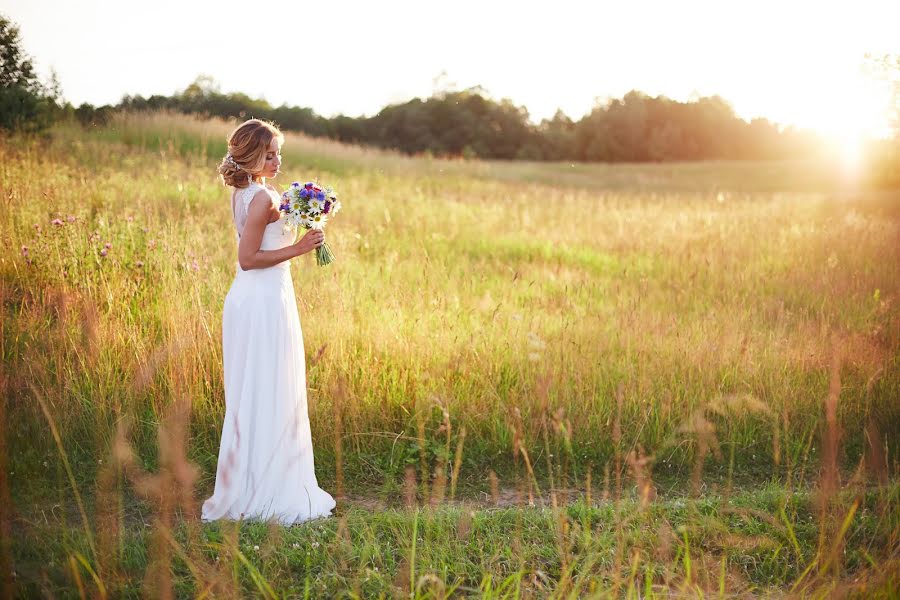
[4,0,899,138]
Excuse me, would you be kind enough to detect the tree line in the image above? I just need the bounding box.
[72,75,818,162]
[97,76,819,162]
[3,12,897,168]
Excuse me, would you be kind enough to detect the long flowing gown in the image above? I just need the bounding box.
[201,181,336,525]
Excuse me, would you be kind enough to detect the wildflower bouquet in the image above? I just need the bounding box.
[279,181,342,266]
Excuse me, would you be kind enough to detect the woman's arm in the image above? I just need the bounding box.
[238,191,323,270]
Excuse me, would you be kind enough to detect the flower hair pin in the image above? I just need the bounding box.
[225,153,242,171]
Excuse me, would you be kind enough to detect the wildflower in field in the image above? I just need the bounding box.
[104,242,112,249]
[21,246,28,257]
[67,215,76,223]
[51,218,63,226]
[100,248,108,257]
[136,261,144,268]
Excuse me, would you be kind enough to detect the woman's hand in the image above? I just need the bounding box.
[292,228,325,257]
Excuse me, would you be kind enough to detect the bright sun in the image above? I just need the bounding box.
[779,69,893,174]
[732,52,895,176]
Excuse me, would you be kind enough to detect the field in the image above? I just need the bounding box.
[1,112,898,597]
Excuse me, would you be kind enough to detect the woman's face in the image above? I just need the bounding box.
[259,137,282,179]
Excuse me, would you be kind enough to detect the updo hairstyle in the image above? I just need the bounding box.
[217,119,284,188]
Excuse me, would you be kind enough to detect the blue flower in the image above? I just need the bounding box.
[299,188,309,199]
[316,191,326,201]
[290,182,301,188]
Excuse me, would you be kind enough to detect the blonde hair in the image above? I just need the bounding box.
[217,119,285,188]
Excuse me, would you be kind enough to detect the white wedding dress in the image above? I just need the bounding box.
[201,181,336,525]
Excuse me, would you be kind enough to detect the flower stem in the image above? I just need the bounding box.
[315,242,335,266]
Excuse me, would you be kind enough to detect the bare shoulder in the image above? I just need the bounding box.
[246,189,276,215]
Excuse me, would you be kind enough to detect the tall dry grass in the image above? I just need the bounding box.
[1,111,898,595]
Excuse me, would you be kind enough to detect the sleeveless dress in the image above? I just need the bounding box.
[201,181,336,525]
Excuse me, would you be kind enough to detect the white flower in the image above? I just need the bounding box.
[308,198,323,213]
[299,212,312,227]
[309,213,328,230]
[330,200,342,214]
[291,201,303,211]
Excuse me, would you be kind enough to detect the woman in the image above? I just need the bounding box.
[201,119,336,524]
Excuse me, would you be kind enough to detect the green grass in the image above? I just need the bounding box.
[12,484,900,598]
[1,111,898,597]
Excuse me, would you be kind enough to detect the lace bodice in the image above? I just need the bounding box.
[230,182,294,252]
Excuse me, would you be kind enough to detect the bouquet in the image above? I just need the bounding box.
[279,180,342,266]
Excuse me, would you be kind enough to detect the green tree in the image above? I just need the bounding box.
[0,13,57,132]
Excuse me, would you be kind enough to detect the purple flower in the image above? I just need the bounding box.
[323,201,331,214]
[100,248,108,257]
[304,182,314,190]
[299,188,309,199]
[104,242,112,249]
[21,246,28,257]
[51,218,63,226]
[67,215,76,222]
[290,182,301,189]
[279,202,291,212]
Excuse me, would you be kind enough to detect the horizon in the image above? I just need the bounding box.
[4,0,898,142]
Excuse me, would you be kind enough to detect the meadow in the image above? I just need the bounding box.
[1,112,898,597]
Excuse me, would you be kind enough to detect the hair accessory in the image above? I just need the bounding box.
[225,152,242,171]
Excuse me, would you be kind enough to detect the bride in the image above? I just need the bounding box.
[201,118,336,525]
